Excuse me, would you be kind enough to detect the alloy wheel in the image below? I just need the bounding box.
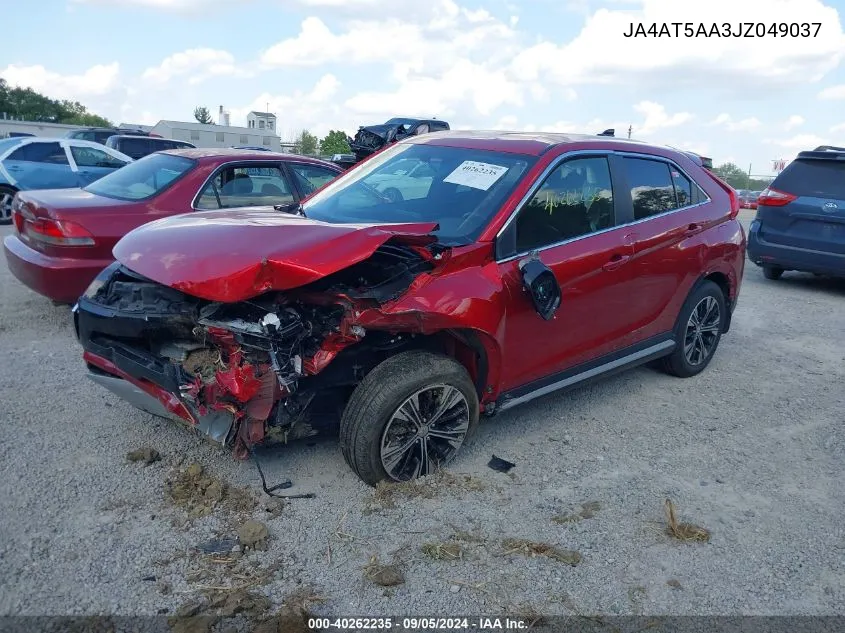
[0,194,13,221]
[379,384,470,481]
[683,296,721,366]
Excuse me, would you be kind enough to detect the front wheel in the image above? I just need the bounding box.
[339,351,479,486]
[660,280,726,378]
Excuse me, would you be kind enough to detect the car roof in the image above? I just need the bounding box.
[406,129,670,157]
[159,147,342,169]
[8,136,112,148]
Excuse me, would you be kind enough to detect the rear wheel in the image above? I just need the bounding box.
[0,185,16,225]
[660,280,726,378]
[763,266,784,280]
[339,350,479,486]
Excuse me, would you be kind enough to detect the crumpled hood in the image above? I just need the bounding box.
[112,207,437,303]
[355,124,397,140]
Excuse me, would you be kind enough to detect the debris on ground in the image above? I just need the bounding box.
[667,579,683,590]
[501,538,582,566]
[366,470,485,512]
[421,541,463,560]
[263,498,284,518]
[126,447,161,465]
[488,454,516,473]
[553,500,602,524]
[165,463,257,519]
[252,587,325,633]
[205,589,272,618]
[194,537,239,555]
[664,499,711,543]
[363,555,405,586]
[238,520,270,551]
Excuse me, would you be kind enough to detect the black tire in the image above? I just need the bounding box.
[0,185,17,225]
[763,266,784,280]
[660,280,727,378]
[339,350,479,486]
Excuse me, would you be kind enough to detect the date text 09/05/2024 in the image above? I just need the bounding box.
[307,617,531,630]
[624,22,822,37]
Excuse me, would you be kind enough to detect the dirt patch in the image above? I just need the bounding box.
[252,587,325,633]
[183,348,221,379]
[165,463,257,520]
[238,520,270,551]
[366,470,486,512]
[363,555,405,586]
[126,447,161,465]
[421,541,463,561]
[664,499,711,543]
[501,538,582,566]
[552,500,601,524]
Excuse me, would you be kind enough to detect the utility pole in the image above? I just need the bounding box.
[748,163,752,188]
[628,125,632,139]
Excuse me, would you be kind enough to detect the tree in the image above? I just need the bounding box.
[0,78,112,125]
[712,162,751,189]
[59,100,110,127]
[319,129,351,155]
[193,106,214,125]
[293,130,319,155]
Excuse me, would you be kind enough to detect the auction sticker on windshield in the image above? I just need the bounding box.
[444,161,508,191]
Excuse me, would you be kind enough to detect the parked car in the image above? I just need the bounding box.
[65,127,157,144]
[105,135,196,160]
[0,137,132,224]
[72,130,745,486]
[747,145,845,280]
[349,117,450,163]
[737,190,760,209]
[4,149,343,303]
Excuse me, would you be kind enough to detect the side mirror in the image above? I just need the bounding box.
[518,257,561,320]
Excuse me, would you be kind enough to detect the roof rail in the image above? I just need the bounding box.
[813,145,845,152]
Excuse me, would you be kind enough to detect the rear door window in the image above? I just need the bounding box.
[623,157,677,220]
[8,142,69,164]
[196,164,295,209]
[120,138,151,159]
[772,159,845,199]
[70,146,128,168]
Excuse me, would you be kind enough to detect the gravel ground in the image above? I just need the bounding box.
[1,210,844,622]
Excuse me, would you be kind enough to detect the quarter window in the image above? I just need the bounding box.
[514,156,615,252]
[195,165,294,209]
[71,146,127,168]
[290,164,339,195]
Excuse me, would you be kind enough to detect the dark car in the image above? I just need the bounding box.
[105,135,196,160]
[349,117,450,163]
[72,130,745,486]
[4,149,343,303]
[747,145,845,280]
[65,127,156,144]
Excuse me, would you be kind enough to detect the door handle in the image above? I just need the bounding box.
[602,253,630,271]
[685,223,701,233]
[7,165,21,171]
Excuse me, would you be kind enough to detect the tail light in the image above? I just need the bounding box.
[757,187,797,207]
[16,209,95,247]
[702,170,740,219]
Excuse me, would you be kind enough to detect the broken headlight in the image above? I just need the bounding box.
[83,261,122,299]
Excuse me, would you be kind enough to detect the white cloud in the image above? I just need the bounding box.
[830,122,845,134]
[633,101,693,135]
[512,0,845,95]
[142,48,247,85]
[784,115,805,130]
[765,134,828,154]
[709,113,762,132]
[1,62,120,98]
[818,84,845,99]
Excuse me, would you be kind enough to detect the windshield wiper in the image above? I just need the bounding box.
[273,201,306,217]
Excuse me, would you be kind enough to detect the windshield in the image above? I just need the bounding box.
[302,143,536,245]
[84,153,196,201]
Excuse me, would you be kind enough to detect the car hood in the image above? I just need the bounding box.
[355,124,397,140]
[113,207,438,303]
[18,187,136,211]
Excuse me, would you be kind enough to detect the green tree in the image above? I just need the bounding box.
[712,162,751,189]
[193,106,214,125]
[319,129,351,155]
[0,78,112,125]
[293,129,319,155]
[59,100,111,126]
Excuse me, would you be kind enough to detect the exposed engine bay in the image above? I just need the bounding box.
[74,242,436,460]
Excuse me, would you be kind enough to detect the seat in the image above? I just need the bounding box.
[220,173,253,196]
[261,183,284,195]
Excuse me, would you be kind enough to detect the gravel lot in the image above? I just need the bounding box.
[1,210,843,623]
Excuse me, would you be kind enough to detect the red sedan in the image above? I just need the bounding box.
[4,149,343,304]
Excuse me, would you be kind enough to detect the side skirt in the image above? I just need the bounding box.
[495,334,676,413]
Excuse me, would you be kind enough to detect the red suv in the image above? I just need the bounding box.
[73,131,745,486]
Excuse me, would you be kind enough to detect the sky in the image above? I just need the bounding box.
[3,0,845,176]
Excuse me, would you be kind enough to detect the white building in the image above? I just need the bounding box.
[149,120,282,151]
[246,111,277,133]
[0,118,84,138]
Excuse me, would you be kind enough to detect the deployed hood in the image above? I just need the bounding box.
[112,207,437,303]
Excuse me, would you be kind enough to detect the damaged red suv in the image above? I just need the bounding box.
[74,131,745,486]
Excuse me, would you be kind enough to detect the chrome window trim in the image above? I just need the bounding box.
[494,149,712,264]
[190,159,297,211]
